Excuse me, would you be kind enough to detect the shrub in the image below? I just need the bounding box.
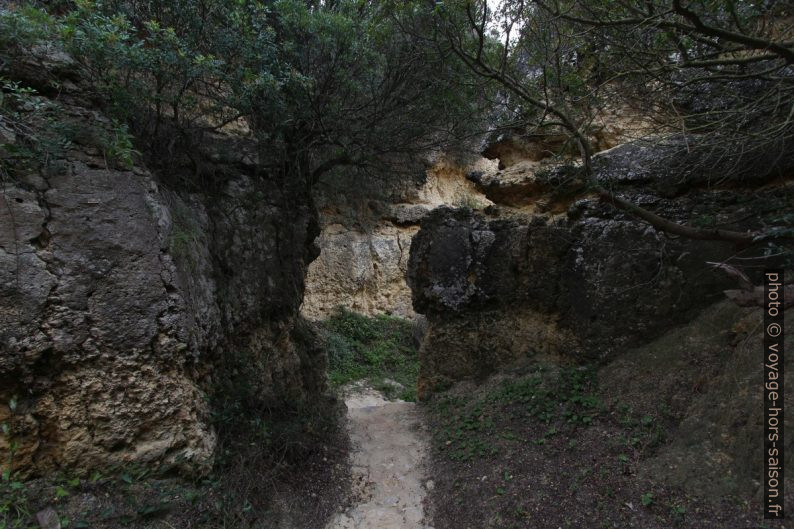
[320,308,419,401]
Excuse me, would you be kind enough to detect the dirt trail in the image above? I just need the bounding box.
[325,385,433,529]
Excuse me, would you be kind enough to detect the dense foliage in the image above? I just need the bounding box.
[436,0,794,174]
[321,308,419,401]
[429,0,793,245]
[3,0,790,238]
[0,0,490,186]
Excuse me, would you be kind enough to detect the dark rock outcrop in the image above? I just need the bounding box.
[0,81,325,477]
[408,142,793,396]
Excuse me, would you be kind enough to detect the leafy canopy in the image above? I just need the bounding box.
[0,0,489,183]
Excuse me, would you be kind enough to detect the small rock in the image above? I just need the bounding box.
[0,123,15,147]
[425,480,435,490]
[36,508,60,529]
[382,378,405,391]
[382,495,399,506]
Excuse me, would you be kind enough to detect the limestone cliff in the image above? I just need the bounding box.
[408,140,793,393]
[302,157,493,320]
[406,137,793,500]
[0,63,326,477]
[301,106,656,323]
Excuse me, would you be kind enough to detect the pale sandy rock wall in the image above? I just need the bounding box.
[301,224,417,320]
[413,157,496,209]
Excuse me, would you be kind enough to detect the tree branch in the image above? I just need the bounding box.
[310,153,356,183]
[594,185,756,244]
[672,0,794,63]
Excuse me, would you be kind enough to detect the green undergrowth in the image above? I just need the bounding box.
[319,308,419,401]
[1,466,203,529]
[430,363,669,463]
[431,364,607,462]
[0,414,345,529]
[423,364,767,527]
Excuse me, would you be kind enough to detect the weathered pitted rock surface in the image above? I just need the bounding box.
[416,307,575,397]
[303,157,492,319]
[408,204,733,394]
[466,160,553,208]
[302,225,417,319]
[0,94,325,476]
[408,142,793,396]
[1,158,216,474]
[326,385,431,529]
[414,158,494,209]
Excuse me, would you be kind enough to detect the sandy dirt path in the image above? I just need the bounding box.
[325,385,433,529]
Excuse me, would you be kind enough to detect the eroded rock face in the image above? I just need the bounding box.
[303,157,492,319]
[0,158,216,475]
[0,98,325,477]
[301,225,417,319]
[408,142,793,396]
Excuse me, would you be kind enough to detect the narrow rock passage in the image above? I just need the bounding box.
[326,385,432,529]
